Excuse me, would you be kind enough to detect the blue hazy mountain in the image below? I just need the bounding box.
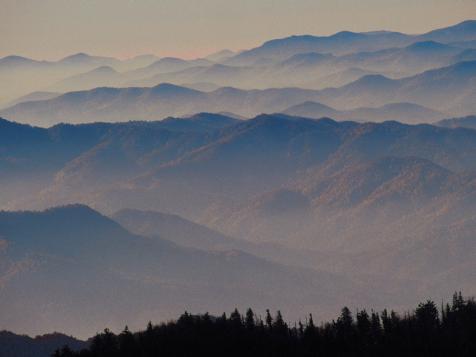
[129,41,472,90]
[4,113,476,220]
[2,91,61,109]
[112,208,255,252]
[129,63,252,88]
[0,112,238,182]
[0,331,86,357]
[211,153,476,305]
[0,84,324,125]
[1,114,476,338]
[0,83,208,126]
[282,101,445,123]
[127,57,213,79]
[0,53,121,73]
[1,19,476,344]
[20,22,471,98]
[48,65,122,92]
[226,20,476,65]
[29,115,470,230]
[205,49,236,62]
[2,20,475,108]
[437,115,476,129]
[3,60,474,125]
[56,53,160,72]
[0,204,359,338]
[315,60,476,114]
[421,19,476,43]
[2,114,476,205]
[332,41,464,76]
[0,52,158,107]
[0,113,240,208]
[57,52,120,68]
[132,117,476,218]
[452,48,476,62]
[0,55,51,70]
[226,32,410,65]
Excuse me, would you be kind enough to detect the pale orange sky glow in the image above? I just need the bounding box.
[1,0,476,60]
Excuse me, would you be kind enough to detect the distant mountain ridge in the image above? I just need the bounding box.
[0,53,156,71]
[0,204,362,338]
[0,331,86,357]
[1,19,476,343]
[0,52,160,107]
[112,208,254,252]
[1,113,476,338]
[127,40,474,91]
[315,60,476,114]
[282,101,445,123]
[437,115,476,129]
[2,20,476,108]
[2,91,61,109]
[3,114,476,215]
[0,83,325,126]
[226,20,476,65]
[2,60,475,126]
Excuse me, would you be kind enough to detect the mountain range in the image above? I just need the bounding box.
[2,19,476,113]
[437,115,476,129]
[2,59,475,126]
[1,19,476,343]
[1,113,476,339]
[0,204,363,339]
[0,53,159,107]
[226,20,476,65]
[129,40,475,90]
[2,112,476,213]
[282,101,445,123]
[0,331,86,357]
[77,40,472,96]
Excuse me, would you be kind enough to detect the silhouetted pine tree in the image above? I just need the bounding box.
[245,308,255,330]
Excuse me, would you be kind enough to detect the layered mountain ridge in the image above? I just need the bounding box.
[1,19,476,343]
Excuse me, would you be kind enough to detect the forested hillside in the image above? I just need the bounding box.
[53,293,476,357]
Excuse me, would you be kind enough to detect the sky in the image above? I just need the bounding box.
[1,0,476,60]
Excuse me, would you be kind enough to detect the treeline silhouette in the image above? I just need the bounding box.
[54,292,476,357]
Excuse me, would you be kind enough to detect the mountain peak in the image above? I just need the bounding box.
[58,53,117,66]
[358,73,392,82]
[206,49,235,62]
[0,204,128,248]
[89,65,117,74]
[1,55,31,61]
[332,31,365,40]
[0,55,39,66]
[60,53,91,62]
[422,19,476,42]
[282,101,338,118]
[151,82,202,95]
[261,34,319,48]
[43,203,97,214]
[212,86,246,96]
[347,74,396,89]
[154,57,188,66]
[187,112,239,122]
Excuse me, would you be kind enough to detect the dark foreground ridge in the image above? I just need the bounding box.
[53,293,475,357]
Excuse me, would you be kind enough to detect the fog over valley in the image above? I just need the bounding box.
[1,6,476,356]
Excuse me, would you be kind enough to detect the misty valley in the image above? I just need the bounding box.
[1,14,476,357]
